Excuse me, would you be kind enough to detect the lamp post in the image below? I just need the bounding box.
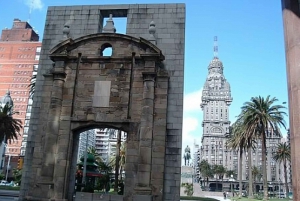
[5,144,10,181]
[82,133,89,185]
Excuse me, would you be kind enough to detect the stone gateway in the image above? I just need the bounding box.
[19,4,185,201]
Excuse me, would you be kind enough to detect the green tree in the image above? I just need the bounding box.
[119,142,126,181]
[273,142,290,198]
[28,74,36,98]
[96,162,113,192]
[199,160,213,187]
[110,141,126,181]
[232,111,259,198]
[227,119,248,198]
[252,166,260,193]
[181,183,194,197]
[87,146,103,164]
[213,165,227,191]
[241,96,287,200]
[12,168,22,185]
[0,103,22,143]
[226,170,236,180]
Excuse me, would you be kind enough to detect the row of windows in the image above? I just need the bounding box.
[14,112,30,117]
[15,64,37,69]
[18,47,40,52]
[14,105,27,109]
[12,77,30,82]
[10,84,28,88]
[14,71,32,75]
[12,97,28,102]
[16,54,36,59]
[10,90,29,95]
[7,148,19,153]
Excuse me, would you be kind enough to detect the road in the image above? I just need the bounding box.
[0,195,18,200]
[0,190,19,200]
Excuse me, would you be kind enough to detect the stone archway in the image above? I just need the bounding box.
[68,123,129,199]
[21,33,171,201]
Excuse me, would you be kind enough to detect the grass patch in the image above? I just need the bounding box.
[230,197,291,201]
[0,186,20,191]
[180,196,219,201]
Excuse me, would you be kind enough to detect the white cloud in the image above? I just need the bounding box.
[24,0,43,10]
[181,89,203,165]
[183,88,203,112]
[182,117,199,155]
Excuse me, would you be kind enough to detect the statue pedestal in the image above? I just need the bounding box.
[180,166,194,196]
[181,166,193,184]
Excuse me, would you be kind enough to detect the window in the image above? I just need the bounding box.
[36,47,41,53]
[35,55,40,60]
[33,64,38,71]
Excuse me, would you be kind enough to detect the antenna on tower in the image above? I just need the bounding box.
[214,36,218,58]
[28,0,33,23]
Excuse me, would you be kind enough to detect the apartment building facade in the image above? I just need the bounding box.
[0,18,41,158]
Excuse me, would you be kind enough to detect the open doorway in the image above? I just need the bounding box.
[71,128,127,198]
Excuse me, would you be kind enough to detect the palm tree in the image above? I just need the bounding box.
[119,142,126,181]
[199,160,213,187]
[110,141,126,180]
[114,129,121,192]
[241,96,287,200]
[273,142,290,197]
[213,165,227,191]
[0,103,22,143]
[28,74,36,98]
[227,119,248,198]
[87,146,103,164]
[226,170,236,180]
[226,170,236,194]
[233,111,259,198]
[252,166,260,193]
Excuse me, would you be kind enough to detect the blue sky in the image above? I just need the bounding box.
[0,0,289,157]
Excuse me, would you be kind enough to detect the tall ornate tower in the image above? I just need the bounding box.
[200,37,233,168]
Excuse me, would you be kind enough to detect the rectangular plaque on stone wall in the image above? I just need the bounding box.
[92,81,111,107]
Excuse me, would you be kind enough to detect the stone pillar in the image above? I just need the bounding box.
[135,72,156,195]
[41,61,66,182]
[281,1,300,200]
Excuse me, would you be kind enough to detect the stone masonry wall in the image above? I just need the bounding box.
[125,5,185,201]
[19,4,185,201]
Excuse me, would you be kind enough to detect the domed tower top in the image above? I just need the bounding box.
[208,57,224,74]
[1,90,13,107]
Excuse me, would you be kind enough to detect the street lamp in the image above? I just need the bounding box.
[5,144,11,181]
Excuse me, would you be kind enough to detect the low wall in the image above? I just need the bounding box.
[75,193,122,201]
[75,192,152,201]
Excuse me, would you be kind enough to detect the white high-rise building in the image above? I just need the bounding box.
[197,38,283,191]
[77,130,96,162]
[95,129,127,163]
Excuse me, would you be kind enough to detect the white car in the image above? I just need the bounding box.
[0,180,9,186]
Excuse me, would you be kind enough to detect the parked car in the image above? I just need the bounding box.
[0,180,9,186]
[7,181,17,187]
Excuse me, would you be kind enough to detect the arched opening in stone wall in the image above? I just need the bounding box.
[100,43,113,57]
[69,126,127,199]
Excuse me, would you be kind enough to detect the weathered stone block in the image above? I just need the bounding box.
[20,3,185,201]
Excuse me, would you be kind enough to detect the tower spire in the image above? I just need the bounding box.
[214,36,218,58]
